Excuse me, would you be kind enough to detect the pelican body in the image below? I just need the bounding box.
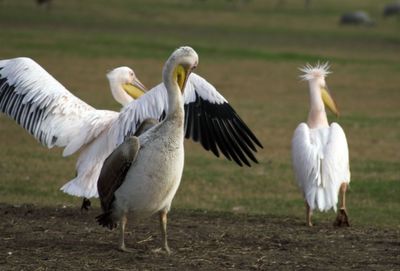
[292,63,350,227]
[96,47,198,252]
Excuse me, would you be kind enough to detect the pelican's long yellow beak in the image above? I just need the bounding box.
[175,64,195,93]
[122,78,147,99]
[321,86,339,117]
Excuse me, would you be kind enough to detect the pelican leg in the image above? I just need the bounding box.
[159,210,171,254]
[80,198,91,211]
[334,182,350,227]
[118,214,131,252]
[306,201,313,227]
[339,182,347,210]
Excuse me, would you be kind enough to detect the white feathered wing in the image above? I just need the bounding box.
[0,57,118,155]
[292,122,350,212]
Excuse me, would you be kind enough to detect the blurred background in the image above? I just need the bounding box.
[0,0,399,227]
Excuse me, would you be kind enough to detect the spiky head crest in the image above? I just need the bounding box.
[299,62,331,81]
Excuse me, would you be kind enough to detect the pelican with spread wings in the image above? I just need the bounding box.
[291,63,350,227]
[0,55,262,204]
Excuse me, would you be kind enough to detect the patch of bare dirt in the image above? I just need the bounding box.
[0,204,399,270]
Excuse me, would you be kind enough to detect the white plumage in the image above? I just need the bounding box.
[0,56,262,201]
[292,63,350,226]
[292,123,350,211]
[0,57,117,153]
[96,46,198,252]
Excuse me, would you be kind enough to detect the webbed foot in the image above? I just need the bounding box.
[334,208,350,227]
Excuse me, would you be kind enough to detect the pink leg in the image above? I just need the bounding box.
[159,210,171,254]
[306,201,313,227]
[334,183,350,227]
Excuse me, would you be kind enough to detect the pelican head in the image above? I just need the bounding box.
[300,62,339,116]
[106,66,147,106]
[163,46,198,94]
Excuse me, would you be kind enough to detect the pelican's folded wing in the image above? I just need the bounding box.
[291,123,320,208]
[321,122,351,207]
[97,136,140,212]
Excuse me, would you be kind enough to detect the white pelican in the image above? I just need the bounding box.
[0,54,262,205]
[97,46,197,252]
[291,63,350,227]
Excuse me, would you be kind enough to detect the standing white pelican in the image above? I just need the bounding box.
[0,55,262,204]
[97,46,198,253]
[291,63,350,227]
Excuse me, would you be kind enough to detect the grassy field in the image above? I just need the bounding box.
[0,0,399,228]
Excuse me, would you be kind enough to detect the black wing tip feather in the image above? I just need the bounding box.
[218,119,250,166]
[0,79,48,144]
[224,118,259,164]
[225,102,264,149]
[220,103,264,164]
[184,92,263,167]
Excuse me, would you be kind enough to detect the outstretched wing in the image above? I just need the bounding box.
[113,72,263,167]
[183,73,262,166]
[0,57,118,156]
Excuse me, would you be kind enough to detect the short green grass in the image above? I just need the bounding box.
[0,0,399,227]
